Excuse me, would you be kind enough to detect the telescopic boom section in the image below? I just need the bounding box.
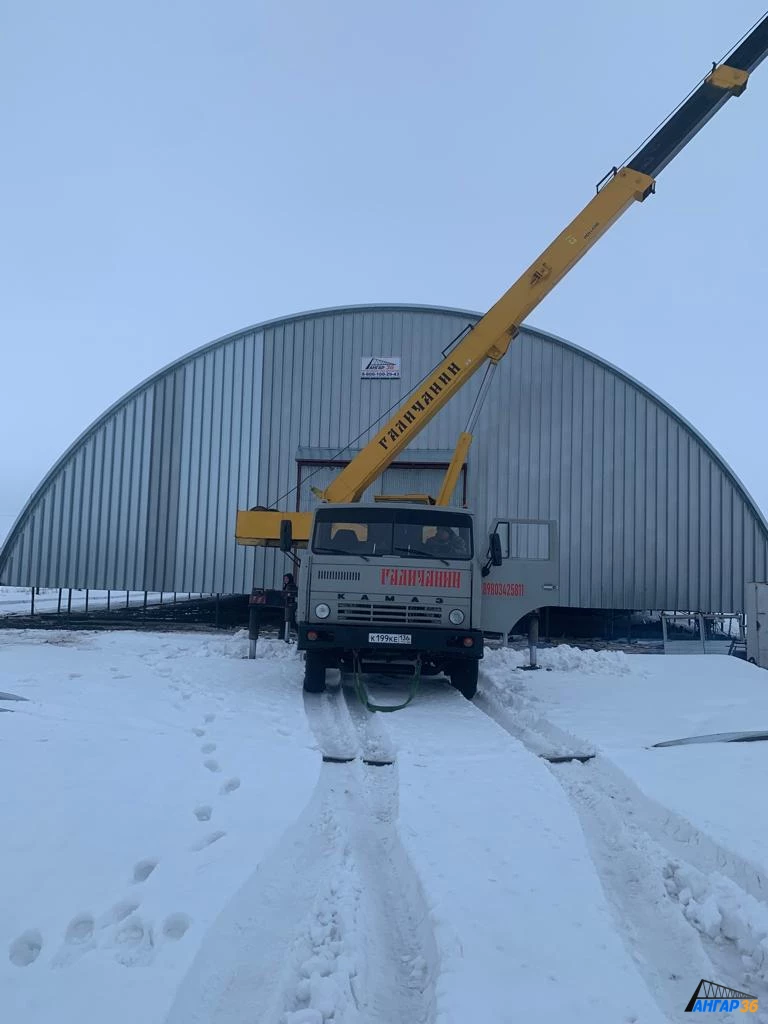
[323,165,654,503]
[323,13,768,505]
[235,14,768,544]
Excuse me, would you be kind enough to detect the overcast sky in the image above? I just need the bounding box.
[2,0,767,545]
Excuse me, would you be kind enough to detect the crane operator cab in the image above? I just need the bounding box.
[294,503,483,698]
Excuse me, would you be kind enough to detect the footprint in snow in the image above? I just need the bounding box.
[132,858,158,883]
[220,777,240,795]
[204,713,216,723]
[112,914,155,967]
[115,916,145,944]
[8,930,43,967]
[190,831,226,852]
[162,913,192,940]
[200,742,216,754]
[203,758,221,773]
[192,727,205,737]
[194,804,213,822]
[50,914,96,967]
[65,913,95,944]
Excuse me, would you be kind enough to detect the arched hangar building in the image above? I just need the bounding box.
[2,304,767,627]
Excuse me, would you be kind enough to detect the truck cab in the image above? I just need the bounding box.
[297,502,484,698]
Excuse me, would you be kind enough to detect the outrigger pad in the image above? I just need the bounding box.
[540,753,595,764]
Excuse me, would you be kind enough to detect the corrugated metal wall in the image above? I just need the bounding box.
[2,304,767,610]
[0,330,264,592]
[472,335,768,611]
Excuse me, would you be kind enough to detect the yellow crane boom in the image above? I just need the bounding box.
[236,14,768,548]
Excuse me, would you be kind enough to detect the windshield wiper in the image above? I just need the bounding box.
[393,545,449,567]
[313,546,369,561]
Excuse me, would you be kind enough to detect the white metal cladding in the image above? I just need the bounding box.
[2,303,767,611]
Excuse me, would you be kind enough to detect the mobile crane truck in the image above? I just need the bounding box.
[235,13,768,704]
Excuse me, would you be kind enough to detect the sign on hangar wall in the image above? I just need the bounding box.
[361,356,401,379]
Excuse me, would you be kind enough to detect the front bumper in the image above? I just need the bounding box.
[297,623,483,659]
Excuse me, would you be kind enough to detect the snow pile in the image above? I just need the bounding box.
[484,642,635,678]
[665,859,768,981]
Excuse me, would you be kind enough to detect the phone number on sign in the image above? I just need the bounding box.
[482,582,525,597]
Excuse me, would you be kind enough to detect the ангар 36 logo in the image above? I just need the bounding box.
[685,979,758,1013]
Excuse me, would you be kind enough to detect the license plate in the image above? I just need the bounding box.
[368,632,412,645]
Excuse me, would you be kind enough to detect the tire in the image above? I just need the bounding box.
[448,659,478,700]
[303,651,327,693]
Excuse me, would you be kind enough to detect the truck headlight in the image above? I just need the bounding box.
[315,603,331,619]
[449,608,465,625]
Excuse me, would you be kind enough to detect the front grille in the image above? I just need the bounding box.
[337,601,442,625]
[316,569,361,582]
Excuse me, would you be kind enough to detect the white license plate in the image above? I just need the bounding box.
[368,632,412,645]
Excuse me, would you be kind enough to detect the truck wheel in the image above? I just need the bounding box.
[303,652,327,693]
[449,659,478,700]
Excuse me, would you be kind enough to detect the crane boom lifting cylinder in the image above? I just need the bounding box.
[235,14,768,547]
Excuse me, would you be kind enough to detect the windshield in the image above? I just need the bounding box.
[312,508,473,560]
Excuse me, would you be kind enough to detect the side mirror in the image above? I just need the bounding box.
[279,519,293,553]
[489,532,503,567]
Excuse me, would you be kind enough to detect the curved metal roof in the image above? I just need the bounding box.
[2,303,766,609]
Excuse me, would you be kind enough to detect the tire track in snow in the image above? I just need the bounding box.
[164,683,435,1024]
[338,675,397,766]
[556,757,768,1022]
[476,677,768,1021]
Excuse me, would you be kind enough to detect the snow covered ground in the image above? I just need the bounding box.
[2,630,768,1023]
[480,646,768,1022]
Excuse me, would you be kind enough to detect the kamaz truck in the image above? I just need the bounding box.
[293,503,491,698]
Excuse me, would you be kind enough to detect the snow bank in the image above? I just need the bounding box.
[485,642,635,678]
[665,859,768,985]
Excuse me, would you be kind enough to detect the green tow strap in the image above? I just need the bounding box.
[351,652,422,713]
